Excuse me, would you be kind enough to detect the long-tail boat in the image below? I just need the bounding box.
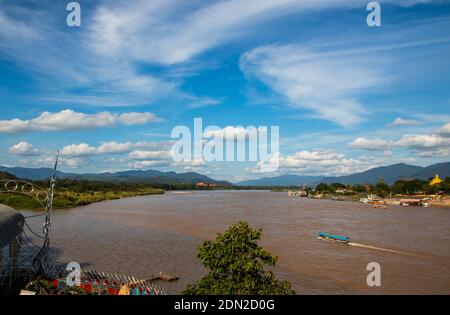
[317,232,350,243]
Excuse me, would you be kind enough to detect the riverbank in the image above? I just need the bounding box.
[0,187,165,210]
[281,191,450,208]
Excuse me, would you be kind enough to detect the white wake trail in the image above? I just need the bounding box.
[348,242,418,257]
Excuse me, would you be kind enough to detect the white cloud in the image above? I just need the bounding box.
[273,149,375,176]
[396,134,450,149]
[60,157,85,168]
[8,141,39,156]
[348,137,392,151]
[267,148,422,176]
[413,148,450,158]
[390,117,420,126]
[0,110,161,133]
[16,140,175,169]
[128,150,172,160]
[127,160,171,169]
[119,112,162,125]
[240,44,384,126]
[284,150,345,163]
[171,159,208,172]
[381,150,393,157]
[127,157,207,170]
[26,156,85,169]
[348,124,450,157]
[439,123,450,137]
[204,126,262,141]
[101,141,173,154]
[127,153,208,170]
[60,143,97,157]
[96,142,135,154]
[59,141,173,157]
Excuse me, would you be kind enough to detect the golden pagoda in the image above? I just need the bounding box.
[429,174,443,186]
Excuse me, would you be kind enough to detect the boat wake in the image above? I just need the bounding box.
[348,242,418,256]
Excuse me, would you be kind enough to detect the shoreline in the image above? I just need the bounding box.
[282,191,450,208]
[0,188,165,211]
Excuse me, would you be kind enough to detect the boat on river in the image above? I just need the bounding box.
[317,232,350,243]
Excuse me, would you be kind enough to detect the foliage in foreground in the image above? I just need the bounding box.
[184,222,295,295]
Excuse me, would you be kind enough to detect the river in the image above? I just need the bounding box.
[22,190,450,294]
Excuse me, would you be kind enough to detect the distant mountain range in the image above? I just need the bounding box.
[320,162,450,185]
[1,162,449,186]
[237,162,450,186]
[238,175,323,186]
[0,166,232,186]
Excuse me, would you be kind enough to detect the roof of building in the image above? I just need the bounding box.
[0,204,25,248]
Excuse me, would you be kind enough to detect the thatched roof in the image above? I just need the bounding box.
[0,204,24,248]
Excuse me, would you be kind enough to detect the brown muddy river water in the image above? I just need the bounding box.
[22,190,450,294]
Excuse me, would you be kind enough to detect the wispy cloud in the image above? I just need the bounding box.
[89,0,430,64]
[0,0,429,109]
[0,2,199,107]
[240,44,385,126]
[390,117,421,127]
[187,97,221,109]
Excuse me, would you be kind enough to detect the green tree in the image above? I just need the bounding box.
[392,179,427,195]
[443,177,450,194]
[183,222,295,295]
[329,182,346,190]
[352,184,370,193]
[315,183,329,192]
[0,171,17,180]
[374,179,390,197]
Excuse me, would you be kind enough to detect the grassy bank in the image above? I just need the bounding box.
[53,188,165,208]
[0,178,164,210]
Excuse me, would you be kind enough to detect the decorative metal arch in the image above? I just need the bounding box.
[0,180,49,208]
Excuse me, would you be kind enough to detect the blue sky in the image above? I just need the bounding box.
[0,0,449,182]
